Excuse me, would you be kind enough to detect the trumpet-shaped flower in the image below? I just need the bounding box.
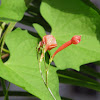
[51,35,81,60]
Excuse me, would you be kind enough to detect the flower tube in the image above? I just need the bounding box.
[51,35,81,61]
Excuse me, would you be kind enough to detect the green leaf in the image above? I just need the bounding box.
[58,65,100,91]
[0,0,30,23]
[58,69,99,84]
[0,28,60,100]
[40,0,100,70]
[81,65,100,79]
[33,23,46,38]
[58,72,100,91]
[82,0,100,15]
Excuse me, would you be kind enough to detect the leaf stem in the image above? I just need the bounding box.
[0,78,9,100]
[40,57,56,100]
[37,47,46,85]
[0,22,6,37]
[37,47,56,100]
[42,48,48,86]
[45,57,51,87]
[4,82,10,100]
[0,22,16,53]
[1,48,10,53]
[48,87,56,100]
[39,61,46,85]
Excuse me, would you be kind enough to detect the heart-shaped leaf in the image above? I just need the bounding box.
[33,23,46,38]
[0,0,30,23]
[0,28,60,100]
[40,0,100,70]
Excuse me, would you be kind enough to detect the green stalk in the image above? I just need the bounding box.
[46,57,52,86]
[42,48,48,86]
[37,46,46,85]
[0,48,9,54]
[0,78,8,100]
[41,50,56,100]
[1,22,16,53]
[37,47,56,100]
[0,22,6,37]
[0,22,16,100]
[4,82,10,100]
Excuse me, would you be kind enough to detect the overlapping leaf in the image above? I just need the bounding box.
[0,29,60,100]
[33,23,46,38]
[0,0,30,22]
[40,0,100,70]
[58,68,100,91]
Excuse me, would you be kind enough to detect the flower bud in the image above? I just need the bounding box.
[71,35,81,44]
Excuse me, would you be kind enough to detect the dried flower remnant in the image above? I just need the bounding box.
[40,35,57,50]
[51,35,81,60]
[39,35,57,62]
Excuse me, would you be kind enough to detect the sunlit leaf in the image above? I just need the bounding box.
[0,0,31,22]
[40,0,100,70]
[0,28,60,100]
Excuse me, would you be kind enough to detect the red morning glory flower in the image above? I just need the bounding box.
[51,35,81,60]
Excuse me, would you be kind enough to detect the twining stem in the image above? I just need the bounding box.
[0,78,9,100]
[37,48,56,100]
[42,49,48,86]
[39,61,46,85]
[0,22,16,100]
[0,78,6,95]
[45,57,51,87]
[46,59,51,84]
[37,47,46,85]
[46,68,48,87]
[44,59,56,100]
[4,82,10,100]
[1,22,16,53]
[42,48,47,69]
[39,58,56,100]
[0,22,6,37]
[0,48,10,54]
[48,87,56,100]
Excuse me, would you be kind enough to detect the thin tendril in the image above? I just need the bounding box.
[36,45,56,100]
[4,82,10,100]
[37,46,46,85]
[48,87,56,100]
[42,48,48,86]
[39,62,46,85]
